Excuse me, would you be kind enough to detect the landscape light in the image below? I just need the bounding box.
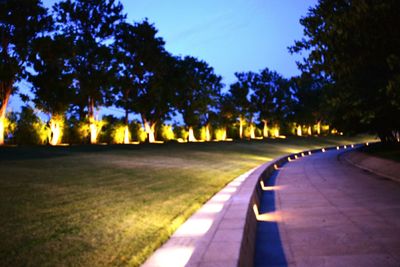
[322,148,325,152]
[336,146,339,150]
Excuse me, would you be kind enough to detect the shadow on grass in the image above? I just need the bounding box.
[254,169,287,267]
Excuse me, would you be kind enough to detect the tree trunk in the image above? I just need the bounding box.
[239,117,244,139]
[296,125,302,136]
[49,114,62,146]
[0,83,12,145]
[273,125,280,137]
[88,97,98,144]
[250,123,256,139]
[205,124,211,141]
[316,121,321,135]
[307,125,312,135]
[262,120,269,138]
[143,118,156,143]
[188,126,196,142]
[123,125,130,144]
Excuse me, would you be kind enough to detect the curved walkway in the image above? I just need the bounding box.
[256,149,400,266]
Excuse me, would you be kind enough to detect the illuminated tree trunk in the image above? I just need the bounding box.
[273,126,280,137]
[221,127,227,141]
[143,119,156,143]
[205,124,211,141]
[88,97,98,144]
[239,116,244,139]
[262,120,269,138]
[316,121,321,135]
[250,124,256,139]
[0,84,11,145]
[188,126,197,142]
[307,126,312,135]
[123,109,130,144]
[49,115,62,146]
[296,125,302,136]
[123,125,130,144]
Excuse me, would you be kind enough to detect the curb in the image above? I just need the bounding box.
[341,148,400,183]
[142,142,369,267]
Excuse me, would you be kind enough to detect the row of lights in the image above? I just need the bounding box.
[254,142,370,221]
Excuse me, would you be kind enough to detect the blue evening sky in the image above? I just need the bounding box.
[10,0,317,119]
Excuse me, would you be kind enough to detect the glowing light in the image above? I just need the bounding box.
[287,157,292,162]
[344,145,347,149]
[296,125,302,136]
[49,116,63,146]
[214,128,227,141]
[294,155,298,159]
[249,124,256,139]
[0,117,4,145]
[307,126,312,135]
[188,126,197,142]
[274,164,279,170]
[88,116,104,144]
[253,204,281,222]
[308,151,312,155]
[301,152,305,157]
[112,125,130,144]
[336,146,339,150]
[322,148,325,152]
[260,181,283,191]
[160,124,175,141]
[351,144,354,148]
[366,142,369,146]
[144,121,156,143]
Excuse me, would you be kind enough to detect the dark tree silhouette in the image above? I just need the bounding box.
[113,20,174,143]
[29,35,75,145]
[54,0,125,144]
[0,0,50,145]
[251,68,291,138]
[291,0,400,142]
[174,56,222,142]
[229,72,254,139]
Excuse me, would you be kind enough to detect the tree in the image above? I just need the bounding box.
[251,68,291,138]
[229,72,254,139]
[291,0,400,142]
[54,0,125,144]
[175,56,222,142]
[113,20,174,143]
[290,73,324,136]
[0,0,49,145]
[29,35,74,145]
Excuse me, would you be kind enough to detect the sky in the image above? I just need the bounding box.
[9,0,317,119]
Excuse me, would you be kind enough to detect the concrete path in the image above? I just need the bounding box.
[256,149,400,266]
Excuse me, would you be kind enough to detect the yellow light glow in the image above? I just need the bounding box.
[366,142,369,146]
[260,181,282,191]
[112,125,131,144]
[48,115,64,146]
[161,124,175,141]
[214,128,227,141]
[144,121,156,143]
[301,152,305,157]
[188,126,197,142]
[296,125,302,136]
[287,157,291,162]
[0,117,4,145]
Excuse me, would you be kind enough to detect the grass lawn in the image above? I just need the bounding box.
[0,135,374,266]
[361,142,400,162]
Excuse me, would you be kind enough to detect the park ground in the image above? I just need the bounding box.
[0,136,374,267]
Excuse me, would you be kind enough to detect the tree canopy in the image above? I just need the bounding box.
[291,0,400,142]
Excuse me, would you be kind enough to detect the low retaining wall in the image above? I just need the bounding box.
[143,143,366,267]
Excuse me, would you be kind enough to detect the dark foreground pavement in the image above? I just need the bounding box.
[255,149,400,267]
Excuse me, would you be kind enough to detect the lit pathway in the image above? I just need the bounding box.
[255,149,400,266]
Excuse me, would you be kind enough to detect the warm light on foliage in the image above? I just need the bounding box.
[269,125,280,138]
[160,124,175,141]
[34,120,48,145]
[214,128,227,141]
[49,115,64,146]
[112,124,131,144]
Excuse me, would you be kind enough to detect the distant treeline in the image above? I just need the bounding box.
[1,0,399,145]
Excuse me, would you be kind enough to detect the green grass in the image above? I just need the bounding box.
[0,135,374,266]
[362,142,400,162]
